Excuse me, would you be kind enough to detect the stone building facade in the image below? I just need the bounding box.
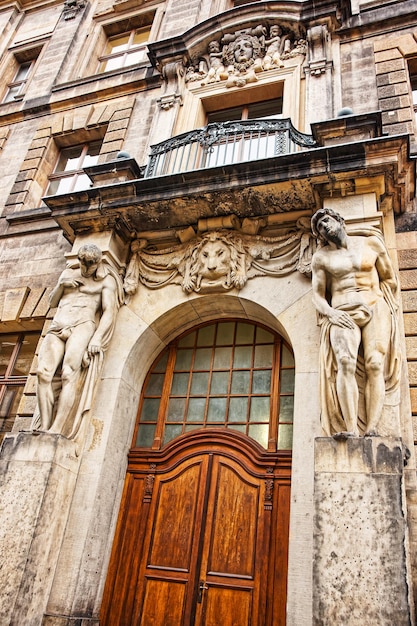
[0,0,417,624]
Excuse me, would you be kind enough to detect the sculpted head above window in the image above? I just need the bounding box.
[184,232,246,293]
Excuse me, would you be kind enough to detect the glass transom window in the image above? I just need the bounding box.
[134,321,294,451]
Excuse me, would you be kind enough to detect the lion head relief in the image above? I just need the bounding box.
[180,231,250,293]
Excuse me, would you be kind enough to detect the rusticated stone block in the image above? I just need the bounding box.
[400,270,417,290]
[403,313,417,335]
[401,291,417,316]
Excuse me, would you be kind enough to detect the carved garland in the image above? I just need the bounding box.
[124,220,316,297]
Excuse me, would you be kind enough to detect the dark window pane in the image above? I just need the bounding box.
[193,348,212,370]
[278,424,293,449]
[254,344,273,368]
[0,335,18,376]
[175,349,193,370]
[187,397,206,422]
[140,398,160,422]
[279,396,294,423]
[167,398,186,421]
[216,322,235,345]
[136,424,156,447]
[171,372,189,395]
[249,397,270,422]
[210,372,229,394]
[236,322,255,344]
[190,372,209,395]
[207,397,227,422]
[213,347,232,369]
[281,344,294,367]
[280,369,295,394]
[233,346,252,368]
[145,373,165,395]
[231,371,250,394]
[252,370,272,394]
[163,423,183,444]
[228,397,248,421]
[197,325,216,346]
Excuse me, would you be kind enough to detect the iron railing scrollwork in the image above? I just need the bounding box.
[144,118,316,178]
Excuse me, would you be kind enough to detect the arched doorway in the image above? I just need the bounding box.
[101,320,292,625]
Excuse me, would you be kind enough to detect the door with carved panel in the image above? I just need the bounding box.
[101,321,292,625]
[101,434,290,626]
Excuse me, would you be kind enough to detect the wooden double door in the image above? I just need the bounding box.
[101,431,291,626]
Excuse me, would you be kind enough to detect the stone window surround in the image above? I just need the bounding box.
[177,64,304,137]
[73,4,164,81]
[0,41,45,106]
[4,98,135,216]
[374,31,417,150]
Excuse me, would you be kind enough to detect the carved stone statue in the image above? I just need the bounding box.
[33,244,123,439]
[263,25,285,70]
[202,40,227,84]
[124,221,316,296]
[311,208,401,438]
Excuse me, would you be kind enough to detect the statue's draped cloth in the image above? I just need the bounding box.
[318,228,401,435]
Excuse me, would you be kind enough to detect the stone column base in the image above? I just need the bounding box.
[314,436,413,625]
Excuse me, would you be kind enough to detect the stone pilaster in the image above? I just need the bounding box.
[314,436,414,625]
[0,432,79,626]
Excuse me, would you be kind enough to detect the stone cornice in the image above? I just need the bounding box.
[41,129,415,242]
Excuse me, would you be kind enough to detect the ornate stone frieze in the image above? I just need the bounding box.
[185,24,307,88]
[124,220,316,296]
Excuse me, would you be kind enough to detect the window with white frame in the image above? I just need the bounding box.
[45,141,102,196]
[98,25,150,73]
[2,45,42,104]
[3,61,35,103]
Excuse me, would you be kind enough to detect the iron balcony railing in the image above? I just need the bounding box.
[144,118,317,178]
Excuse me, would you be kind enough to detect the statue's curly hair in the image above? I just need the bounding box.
[311,208,345,240]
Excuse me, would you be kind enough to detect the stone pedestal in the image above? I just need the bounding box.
[314,437,414,626]
[0,432,79,626]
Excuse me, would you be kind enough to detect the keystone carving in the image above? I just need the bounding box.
[185,24,306,88]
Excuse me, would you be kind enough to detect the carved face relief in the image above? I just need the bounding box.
[197,240,232,284]
[234,38,254,63]
[79,259,99,277]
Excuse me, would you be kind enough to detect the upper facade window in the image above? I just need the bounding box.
[3,61,34,103]
[45,141,101,196]
[1,46,42,104]
[207,98,283,123]
[98,26,150,73]
[0,332,40,444]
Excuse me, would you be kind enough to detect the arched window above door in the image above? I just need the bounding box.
[134,320,294,452]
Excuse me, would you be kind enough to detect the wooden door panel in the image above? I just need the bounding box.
[132,457,209,625]
[101,434,291,626]
[206,462,260,578]
[148,461,204,571]
[202,587,252,626]
[140,579,187,626]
